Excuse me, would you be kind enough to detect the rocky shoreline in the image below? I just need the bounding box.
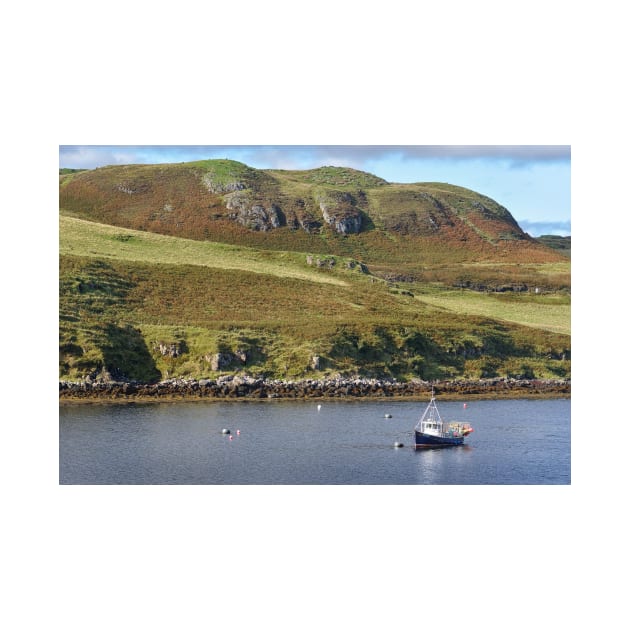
[59,376,570,402]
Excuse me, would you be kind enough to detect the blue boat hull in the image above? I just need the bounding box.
[414,431,465,448]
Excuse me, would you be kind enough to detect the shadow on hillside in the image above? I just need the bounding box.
[102,323,161,382]
[359,210,376,232]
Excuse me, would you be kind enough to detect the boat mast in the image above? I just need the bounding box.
[416,386,443,429]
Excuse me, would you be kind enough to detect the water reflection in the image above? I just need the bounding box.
[413,444,475,484]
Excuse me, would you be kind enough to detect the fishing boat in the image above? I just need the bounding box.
[414,390,473,448]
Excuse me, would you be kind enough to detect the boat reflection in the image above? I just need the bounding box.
[413,444,474,452]
[412,443,474,484]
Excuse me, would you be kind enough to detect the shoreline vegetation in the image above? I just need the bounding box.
[59,376,570,403]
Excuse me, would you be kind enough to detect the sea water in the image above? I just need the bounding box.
[59,398,570,484]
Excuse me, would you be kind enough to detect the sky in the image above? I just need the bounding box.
[59,145,571,236]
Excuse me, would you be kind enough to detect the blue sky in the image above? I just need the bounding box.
[59,145,570,236]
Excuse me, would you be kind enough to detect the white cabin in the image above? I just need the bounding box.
[415,394,445,436]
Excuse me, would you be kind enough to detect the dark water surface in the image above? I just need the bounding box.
[59,398,570,484]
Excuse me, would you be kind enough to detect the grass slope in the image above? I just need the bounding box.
[60,215,351,287]
[60,217,571,383]
[535,235,571,257]
[414,287,570,335]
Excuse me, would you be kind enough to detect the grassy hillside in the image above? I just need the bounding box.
[59,160,567,287]
[535,234,571,257]
[60,215,570,383]
[60,215,351,287]
[413,286,570,335]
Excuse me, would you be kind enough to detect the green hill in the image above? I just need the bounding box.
[59,160,570,383]
[535,234,571,257]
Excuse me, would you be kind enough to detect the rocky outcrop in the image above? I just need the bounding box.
[220,187,363,235]
[201,173,247,194]
[317,191,363,234]
[225,192,285,231]
[321,206,362,234]
[60,377,570,400]
[306,255,336,269]
[207,353,232,371]
[205,350,249,371]
[298,215,323,234]
[344,260,369,273]
[154,341,184,358]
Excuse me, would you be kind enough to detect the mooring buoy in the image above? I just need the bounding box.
[384,413,392,418]
[222,428,231,435]
[394,442,404,448]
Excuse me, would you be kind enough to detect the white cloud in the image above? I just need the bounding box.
[277,145,568,165]
[60,145,571,171]
[518,220,571,237]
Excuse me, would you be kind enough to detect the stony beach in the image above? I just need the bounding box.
[59,375,570,402]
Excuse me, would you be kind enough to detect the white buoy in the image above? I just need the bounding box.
[222,428,230,435]
[384,413,392,418]
[229,435,233,441]
[236,429,241,435]
[394,442,404,448]
[317,404,322,412]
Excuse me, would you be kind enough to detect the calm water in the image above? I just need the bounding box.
[59,398,570,485]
